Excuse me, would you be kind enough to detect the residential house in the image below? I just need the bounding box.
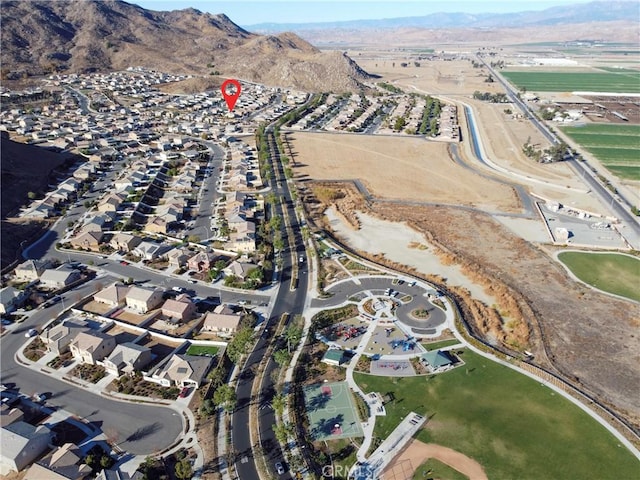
[144,216,168,234]
[93,284,131,308]
[40,318,90,354]
[0,287,27,315]
[23,443,92,480]
[125,286,163,313]
[14,259,49,282]
[132,241,165,261]
[109,233,142,253]
[96,468,144,480]
[202,304,242,335]
[70,230,104,251]
[103,342,152,376]
[162,295,196,323]
[187,251,218,273]
[0,404,24,428]
[166,248,190,270]
[148,354,212,388]
[97,193,125,213]
[39,265,81,289]
[0,422,51,473]
[223,260,257,282]
[69,331,116,365]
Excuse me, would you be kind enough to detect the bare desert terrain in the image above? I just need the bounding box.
[289,131,520,212]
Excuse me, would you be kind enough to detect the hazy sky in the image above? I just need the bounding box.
[132,0,603,25]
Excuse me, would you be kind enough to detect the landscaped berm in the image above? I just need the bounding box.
[303,381,364,441]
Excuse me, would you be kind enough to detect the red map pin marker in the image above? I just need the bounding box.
[221,79,241,112]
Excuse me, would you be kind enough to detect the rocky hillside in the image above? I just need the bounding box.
[0,0,372,92]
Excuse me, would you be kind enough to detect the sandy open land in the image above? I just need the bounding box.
[382,439,488,480]
[289,131,520,213]
[355,57,612,214]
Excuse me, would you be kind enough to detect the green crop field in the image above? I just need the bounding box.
[560,123,640,180]
[501,70,640,93]
[558,251,640,301]
[354,350,638,480]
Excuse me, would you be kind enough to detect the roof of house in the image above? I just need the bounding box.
[15,259,48,275]
[421,350,454,368]
[70,331,114,353]
[24,442,92,480]
[40,266,80,284]
[41,318,89,346]
[159,354,212,385]
[203,311,242,331]
[0,286,22,305]
[94,284,131,304]
[126,286,162,303]
[162,298,194,317]
[106,342,151,369]
[0,421,51,462]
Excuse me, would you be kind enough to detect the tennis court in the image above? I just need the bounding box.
[303,381,364,441]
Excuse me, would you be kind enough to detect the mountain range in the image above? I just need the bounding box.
[246,1,640,32]
[0,0,372,92]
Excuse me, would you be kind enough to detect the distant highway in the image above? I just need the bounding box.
[478,56,640,247]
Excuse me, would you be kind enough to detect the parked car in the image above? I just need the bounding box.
[275,462,285,475]
[172,286,185,293]
[120,260,129,265]
[32,393,47,403]
[179,387,190,398]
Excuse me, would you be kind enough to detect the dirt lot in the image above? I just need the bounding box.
[289,131,520,213]
[382,439,488,480]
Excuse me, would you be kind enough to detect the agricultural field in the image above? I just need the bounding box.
[354,349,638,480]
[501,70,640,93]
[557,251,640,302]
[560,123,640,180]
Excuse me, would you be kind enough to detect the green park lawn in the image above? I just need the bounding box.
[421,339,460,351]
[558,251,640,302]
[185,345,219,356]
[354,350,638,480]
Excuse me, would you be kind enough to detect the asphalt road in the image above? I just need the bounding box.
[0,276,183,455]
[233,126,309,480]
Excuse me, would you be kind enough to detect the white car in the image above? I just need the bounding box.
[25,328,38,338]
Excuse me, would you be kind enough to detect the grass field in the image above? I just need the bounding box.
[560,124,640,180]
[421,339,460,351]
[185,345,219,356]
[502,70,640,93]
[412,459,468,480]
[558,251,640,301]
[354,350,638,480]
